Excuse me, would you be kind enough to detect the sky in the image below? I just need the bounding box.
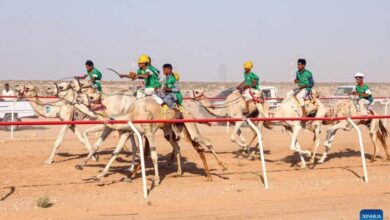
[0,0,389,82]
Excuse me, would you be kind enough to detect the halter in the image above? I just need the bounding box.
[88,97,107,112]
[76,78,92,94]
[54,82,73,96]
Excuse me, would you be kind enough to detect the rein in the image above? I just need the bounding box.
[192,90,244,109]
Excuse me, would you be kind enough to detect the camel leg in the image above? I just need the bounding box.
[76,127,113,169]
[82,125,107,153]
[145,132,160,185]
[167,136,183,176]
[44,124,69,165]
[287,125,307,168]
[319,121,349,163]
[192,143,212,181]
[369,122,380,161]
[95,132,131,179]
[309,122,321,164]
[69,125,86,146]
[196,134,228,170]
[183,122,228,170]
[230,121,247,149]
[68,125,98,161]
[128,134,137,173]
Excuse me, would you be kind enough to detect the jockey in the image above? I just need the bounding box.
[294,58,314,115]
[160,63,183,110]
[120,55,163,104]
[75,60,103,93]
[236,61,260,114]
[352,72,373,116]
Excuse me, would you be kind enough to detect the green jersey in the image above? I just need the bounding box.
[296,69,314,91]
[137,65,161,89]
[355,84,373,102]
[164,74,182,105]
[244,72,259,89]
[86,68,102,92]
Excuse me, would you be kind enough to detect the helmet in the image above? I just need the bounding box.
[355,72,364,78]
[138,55,150,64]
[243,61,254,69]
[173,72,180,81]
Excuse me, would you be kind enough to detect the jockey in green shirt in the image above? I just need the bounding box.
[119,55,163,104]
[75,60,103,93]
[294,58,314,115]
[352,72,373,116]
[236,61,260,114]
[160,63,182,110]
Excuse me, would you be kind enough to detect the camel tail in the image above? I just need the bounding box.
[377,120,389,147]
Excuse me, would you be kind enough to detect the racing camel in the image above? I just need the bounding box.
[319,98,389,163]
[15,84,91,164]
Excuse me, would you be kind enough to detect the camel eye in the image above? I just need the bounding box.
[195,91,199,94]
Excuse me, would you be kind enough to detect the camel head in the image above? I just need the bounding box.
[191,89,207,101]
[46,82,72,96]
[71,79,92,93]
[17,84,38,98]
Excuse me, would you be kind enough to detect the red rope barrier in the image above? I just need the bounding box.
[0,115,389,126]
[1,96,389,101]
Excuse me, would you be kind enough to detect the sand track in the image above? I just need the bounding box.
[1,123,390,219]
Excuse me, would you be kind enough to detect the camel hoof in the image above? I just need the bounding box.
[307,159,315,165]
[75,164,84,170]
[206,177,213,182]
[92,154,99,162]
[300,164,307,169]
[91,176,101,181]
[220,163,228,171]
[43,160,53,165]
[124,176,132,183]
[304,151,311,157]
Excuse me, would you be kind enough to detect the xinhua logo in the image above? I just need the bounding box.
[360,209,383,220]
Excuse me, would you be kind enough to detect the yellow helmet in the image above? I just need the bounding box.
[243,61,254,69]
[173,72,180,81]
[138,55,150,64]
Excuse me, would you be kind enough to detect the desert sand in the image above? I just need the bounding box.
[0,81,390,219]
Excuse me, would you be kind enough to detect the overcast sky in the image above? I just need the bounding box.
[0,0,389,82]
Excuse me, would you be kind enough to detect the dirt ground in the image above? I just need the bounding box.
[1,120,390,219]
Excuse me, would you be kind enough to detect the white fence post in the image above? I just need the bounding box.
[11,100,16,139]
[246,118,269,189]
[128,121,148,198]
[384,100,388,127]
[347,117,368,183]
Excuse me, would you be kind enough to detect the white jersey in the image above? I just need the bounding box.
[2,89,15,101]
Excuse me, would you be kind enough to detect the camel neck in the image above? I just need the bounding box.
[198,98,228,117]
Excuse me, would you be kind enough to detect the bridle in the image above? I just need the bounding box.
[76,78,92,94]
[88,96,107,112]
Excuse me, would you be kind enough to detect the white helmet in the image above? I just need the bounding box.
[355,72,364,78]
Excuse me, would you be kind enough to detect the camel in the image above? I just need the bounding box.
[193,88,329,168]
[319,99,389,163]
[261,92,330,167]
[54,80,227,176]
[15,84,91,164]
[192,89,269,154]
[78,92,217,184]
[46,80,138,165]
